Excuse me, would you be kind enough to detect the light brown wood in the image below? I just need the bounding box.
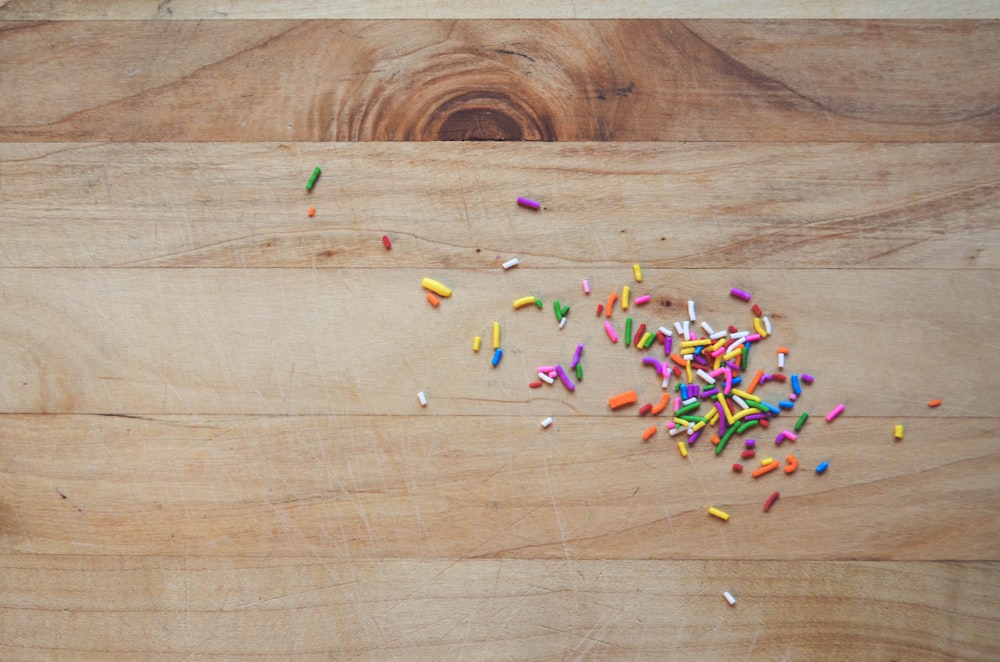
[1,414,996,559]
[2,21,998,142]
[2,555,998,660]
[1,0,997,20]
[1,142,996,269]
[0,267,995,417]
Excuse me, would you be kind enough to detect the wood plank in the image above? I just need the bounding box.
[0,268,995,417]
[1,413,996,559]
[1,556,997,660]
[2,21,998,142]
[1,1,997,20]
[1,142,997,269]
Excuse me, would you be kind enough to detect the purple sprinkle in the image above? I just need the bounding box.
[744,413,768,421]
[642,357,662,373]
[517,196,541,210]
[745,439,756,448]
[702,388,720,398]
[554,365,575,392]
[801,373,815,384]
[664,337,672,355]
[730,288,752,301]
[775,432,786,445]
[726,361,741,372]
[689,430,701,445]
[689,385,700,398]
[571,343,584,369]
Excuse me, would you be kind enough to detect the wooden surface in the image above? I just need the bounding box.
[1,4,999,661]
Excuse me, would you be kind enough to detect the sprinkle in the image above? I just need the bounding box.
[308,206,316,217]
[625,318,633,347]
[517,197,540,210]
[643,357,663,373]
[730,288,752,301]
[491,348,503,367]
[513,296,537,309]
[641,426,658,442]
[732,463,743,473]
[816,461,829,474]
[801,374,815,384]
[778,353,786,370]
[639,403,653,415]
[493,322,501,349]
[794,412,809,431]
[575,363,583,381]
[382,234,391,249]
[753,317,766,336]
[763,492,779,512]
[741,450,756,459]
[751,304,762,317]
[529,381,543,388]
[306,166,321,191]
[677,441,688,457]
[744,439,756,448]
[555,365,575,392]
[473,336,481,352]
[608,390,638,410]
[752,461,780,478]
[708,507,730,521]
[571,344,584,368]
[604,320,619,343]
[417,391,427,407]
[650,393,670,415]
[421,277,452,298]
[558,317,567,329]
[825,403,845,422]
[894,424,904,440]
[784,454,798,474]
[724,591,737,606]
[582,279,591,294]
[635,294,651,306]
[535,298,543,309]
[927,399,942,407]
[696,369,716,384]
[502,257,519,270]
[791,374,802,395]
[596,303,604,316]
[763,316,772,335]
[688,300,697,321]
[538,366,556,373]
[606,292,618,318]
[426,292,440,307]
[782,430,797,442]
[538,372,555,385]
[540,416,553,428]
[622,286,631,311]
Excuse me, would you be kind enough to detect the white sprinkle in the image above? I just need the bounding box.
[682,396,698,406]
[540,417,553,428]
[701,321,715,335]
[763,316,772,335]
[709,330,728,340]
[724,591,736,606]
[662,373,671,389]
[778,353,786,370]
[729,336,747,351]
[658,326,673,337]
[696,368,716,384]
[673,321,685,335]
[538,372,555,384]
[730,331,750,339]
[668,426,683,436]
[559,316,567,329]
[682,320,691,337]
[502,257,519,270]
[687,424,695,435]
[688,300,697,321]
[417,391,427,407]
[681,353,694,361]
[732,395,749,410]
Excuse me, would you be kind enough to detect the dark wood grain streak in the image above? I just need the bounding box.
[1,20,997,142]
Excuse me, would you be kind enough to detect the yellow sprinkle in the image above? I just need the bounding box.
[894,424,904,440]
[685,361,693,384]
[718,395,734,425]
[692,420,706,432]
[677,441,688,458]
[723,348,744,361]
[492,322,501,349]
[761,457,775,466]
[633,263,643,282]
[638,331,652,347]
[705,408,720,424]
[513,296,537,309]
[473,336,481,352]
[708,507,730,521]
[753,316,767,337]
[680,339,711,347]
[731,389,761,402]
[709,338,728,352]
[731,408,754,421]
[421,277,452,298]
[622,285,630,310]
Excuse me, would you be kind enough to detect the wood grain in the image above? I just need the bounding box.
[2,20,999,142]
[2,414,997,559]
[2,142,997,269]
[0,267,995,417]
[1,1,997,20]
[1,556,997,660]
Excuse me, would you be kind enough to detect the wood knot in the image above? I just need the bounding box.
[426,91,555,141]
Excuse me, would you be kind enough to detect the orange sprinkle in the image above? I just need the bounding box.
[642,426,658,442]
[608,390,638,410]
[307,206,316,217]
[776,347,790,354]
[783,454,799,474]
[927,399,943,407]
[605,291,618,318]
[650,393,671,415]
[426,292,440,307]
[711,434,720,445]
[752,461,781,478]
[746,369,765,394]
[669,353,688,368]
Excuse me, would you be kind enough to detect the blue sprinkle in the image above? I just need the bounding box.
[758,401,781,415]
[680,384,689,400]
[816,461,829,474]
[491,348,503,367]
[779,400,795,409]
[791,374,802,396]
[731,376,742,386]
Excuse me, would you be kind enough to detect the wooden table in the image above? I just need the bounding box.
[1,3,998,659]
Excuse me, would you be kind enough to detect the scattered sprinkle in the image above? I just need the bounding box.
[502,257,519,270]
[604,320,619,343]
[513,296,537,309]
[894,424,904,440]
[608,390,638,410]
[382,234,391,249]
[752,461,780,478]
[421,277,452,298]
[582,279,591,294]
[794,412,809,431]
[491,348,503,367]
[517,196,541,210]
[764,491,779,512]
[732,463,743,473]
[642,426,658,441]
[928,399,943,407]
[308,206,316,217]
[306,166,321,191]
[473,336,481,352]
[825,403,845,422]
[708,507,730,521]
[723,591,737,606]
[633,264,643,282]
[783,454,798,474]
[493,322,501,349]
[635,294,651,306]
[426,292,440,307]
[688,300,697,321]
[816,461,829,474]
[417,391,427,407]
[541,416,553,428]
[730,288,752,302]
[677,441,688,457]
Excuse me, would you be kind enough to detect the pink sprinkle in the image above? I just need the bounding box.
[537,366,556,373]
[730,288,752,301]
[747,334,762,342]
[635,294,651,306]
[517,197,541,210]
[548,371,558,378]
[604,321,619,343]
[582,279,591,294]
[783,430,798,441]
[825,403,845,422]
[789,393,798,401]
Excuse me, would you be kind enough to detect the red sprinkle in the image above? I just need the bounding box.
[633,323,647,346]
[764,491,780,512]
[728,325,738,334]
[770,373,787,382]
[741,449,756,459]
[732,463,743,473]
[382,235,392,250]
[596,304,604,316]
[752,304,762,317]
[529,381,543,388]
[672,366,683,378]
[656,331,666,344]
[759,419,770,428]
[638,403,653,415]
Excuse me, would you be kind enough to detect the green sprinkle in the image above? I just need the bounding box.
[553,301,562,322]
[625,317,633,348]
[741,344,749,370]
[575,363,583,381]
[736,419,759,433]
[794,412,809,431]
[643,333,656,349]
[678,415,707,424]
[715,425,738,455]
[535,298,543,309]
[561,305,570,318]
[306,166,321,191]
[675,401,700,416]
